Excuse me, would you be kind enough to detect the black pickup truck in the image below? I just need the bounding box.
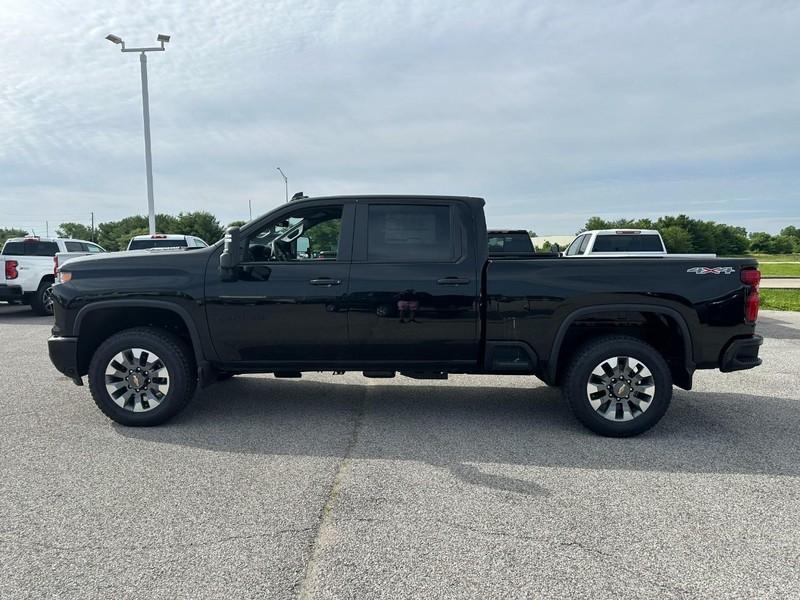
[48,195,763,436]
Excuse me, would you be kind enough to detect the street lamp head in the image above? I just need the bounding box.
[157,34,171,43]
[105,34,123,44]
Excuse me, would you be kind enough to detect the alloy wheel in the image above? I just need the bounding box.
[104,348,170,412]
[585,356,655,422]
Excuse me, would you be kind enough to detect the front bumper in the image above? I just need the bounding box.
[0,284,23,301]
[719,334,763,372]
[48,336,81,381]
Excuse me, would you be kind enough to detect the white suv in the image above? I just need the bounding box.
[126,234,209,250]
[1,236,105,315]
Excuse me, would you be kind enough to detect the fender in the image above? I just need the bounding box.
[73,299,206,364]
[545,303,695,384]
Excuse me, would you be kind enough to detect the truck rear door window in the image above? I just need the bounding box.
[367,205,452,262]
[592,234,663,252]
[64,242,83,252]
[578,234,591,254]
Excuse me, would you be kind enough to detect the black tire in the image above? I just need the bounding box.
[30,279,54,316]
[563,336,672,437]
[88,327,197,426]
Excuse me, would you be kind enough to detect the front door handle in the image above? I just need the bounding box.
[436,277,470,285]
[309,278,342,286]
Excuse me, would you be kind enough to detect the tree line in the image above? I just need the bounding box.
[2,212,799,255]
[580,216,800,255]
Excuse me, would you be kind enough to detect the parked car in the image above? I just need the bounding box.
[488,229,536,257]
[1,236,104,315]
[127,234,209,251]
[49,195,762,436]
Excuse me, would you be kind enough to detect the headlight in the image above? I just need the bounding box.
[57,271,72,283]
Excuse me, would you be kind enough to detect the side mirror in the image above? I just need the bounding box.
[220,226,241,281]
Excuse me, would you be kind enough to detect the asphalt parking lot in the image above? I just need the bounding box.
[1,304,798,599]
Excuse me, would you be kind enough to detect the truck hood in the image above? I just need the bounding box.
[60,247,211,270]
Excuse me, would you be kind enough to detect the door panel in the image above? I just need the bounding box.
[204,201,353,365]
[346,201,480,366]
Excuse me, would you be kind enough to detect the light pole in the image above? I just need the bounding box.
[106,33,171,235]
[276,167,288,203]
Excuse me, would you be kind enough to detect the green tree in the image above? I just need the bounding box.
[0,227,28,248]
[713,224,749,256]
[772,235,797,254]
[748,232,774,253]
[175,212,224,245]
[307,219,341,254]
[660,226,693,253]
[780,225,799,239]
[227,220,247,228]
[57,222,93,241]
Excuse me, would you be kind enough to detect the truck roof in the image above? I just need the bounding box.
[291,194,486,209]
[588,229,661,235]
[129,234,191,240]
[3,236,93,244]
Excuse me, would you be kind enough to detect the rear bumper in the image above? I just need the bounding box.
[48,336,81,380]
[719,334,763,372]
[0,284,24,300]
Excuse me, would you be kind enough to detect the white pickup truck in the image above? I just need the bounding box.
[1,236,105,315]
[563,229,715,258]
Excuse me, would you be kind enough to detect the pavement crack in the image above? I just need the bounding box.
[295,387,367,600]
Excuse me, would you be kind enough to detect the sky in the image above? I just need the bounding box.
[1,0,798,236]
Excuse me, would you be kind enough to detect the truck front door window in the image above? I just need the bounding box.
[245,206,342,262]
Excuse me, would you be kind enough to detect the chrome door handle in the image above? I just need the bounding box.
[436,277,470,285]
[309,278,341,286]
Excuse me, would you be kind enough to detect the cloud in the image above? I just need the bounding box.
[0,0,798,234]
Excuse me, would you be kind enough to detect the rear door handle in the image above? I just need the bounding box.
[309,278,342,286]
[436,277,470,285]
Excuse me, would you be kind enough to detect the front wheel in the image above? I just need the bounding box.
[563,336,672,437]
[88,327,197,426]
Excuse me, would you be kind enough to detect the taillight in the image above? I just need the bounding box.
[5,260,18,280]
[741,268,761,323]
[53,255,59,276]
[741,268,761,287]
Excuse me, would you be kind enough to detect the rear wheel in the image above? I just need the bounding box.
[30,279,54,316]
[563,336,672,437]
[88,327,197,426]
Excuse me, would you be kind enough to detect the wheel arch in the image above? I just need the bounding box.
[74,300,204,375]
[546,304,695,389]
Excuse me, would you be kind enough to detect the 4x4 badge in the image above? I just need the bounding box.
[687,266,735,275]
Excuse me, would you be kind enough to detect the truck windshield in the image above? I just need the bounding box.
[592,234,663,252]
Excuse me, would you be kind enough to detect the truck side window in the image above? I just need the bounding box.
[84,243,104,253]
[366,204,452,262]
[244,205,343,262]
[64,242,83,252]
